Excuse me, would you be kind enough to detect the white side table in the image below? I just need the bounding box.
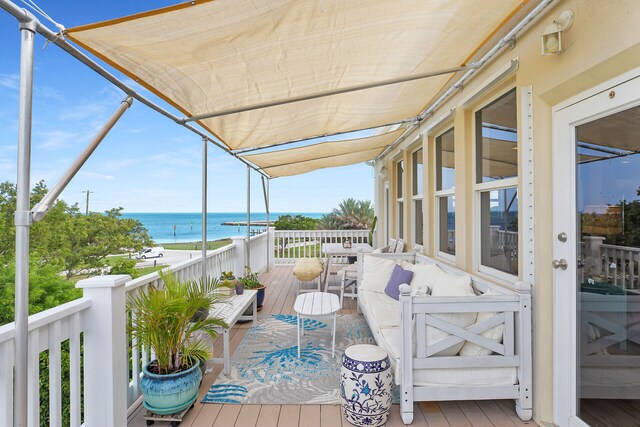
[293,292,340,358]
[341,344,393,426]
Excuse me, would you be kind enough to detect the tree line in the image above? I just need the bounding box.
[0,180,151,325]
[274,198,374,230]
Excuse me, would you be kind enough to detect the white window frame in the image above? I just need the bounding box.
[434,127,456,261]
[474,178,519,282]
[395,159,404,239]
[411,147,424,246]
[384,181,389,244]
[473,88,520,281]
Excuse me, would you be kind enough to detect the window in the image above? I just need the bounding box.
[412,149,424,245]
[396,160,404,238]
[475,89,518,276]
[435,128,455,256]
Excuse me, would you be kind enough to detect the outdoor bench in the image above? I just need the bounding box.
[355,251,532,424]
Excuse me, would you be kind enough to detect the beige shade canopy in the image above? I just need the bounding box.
[243,130,403,177]
[67,0,525,157]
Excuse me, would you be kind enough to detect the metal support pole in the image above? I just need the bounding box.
[202,137,207,283]
[31,97,133,221]
[261,176,270,271]
[184,65,472,122]
[246,165,251,271]
[14,17,36,427]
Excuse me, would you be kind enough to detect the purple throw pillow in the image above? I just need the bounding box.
[384,264,414,300]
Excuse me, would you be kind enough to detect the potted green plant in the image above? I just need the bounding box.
[239,266,266,310]
[127,271,227,416]
[218,271,238,296]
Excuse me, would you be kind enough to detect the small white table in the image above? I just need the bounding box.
[321,243,373,291]
[293,292,340,358]
[209,290,257,374]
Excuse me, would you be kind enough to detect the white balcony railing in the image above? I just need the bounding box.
[273,229,370,264]
[0,229,270,426]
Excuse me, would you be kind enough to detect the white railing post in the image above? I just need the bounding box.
[231,236,246,276]
[76,275,130,427]
[268,227,276,270]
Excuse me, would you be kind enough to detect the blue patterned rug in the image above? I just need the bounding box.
[202,314,397,405]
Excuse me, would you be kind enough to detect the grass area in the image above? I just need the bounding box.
[275,243,322,258]
[136,265,166,276]
[162,239,232,251]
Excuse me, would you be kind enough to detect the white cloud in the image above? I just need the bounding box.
[0,74,19,90]
[79,171,115,180]
[37,130,79,149]
[58,102,108,122]
[37,86,64,100]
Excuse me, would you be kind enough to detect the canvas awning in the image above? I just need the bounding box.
[67,0,526,165]
[243,129,403,177]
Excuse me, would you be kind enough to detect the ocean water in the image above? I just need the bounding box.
[122,212,325,244]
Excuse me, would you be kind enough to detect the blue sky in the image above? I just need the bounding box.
[0,1,374,213]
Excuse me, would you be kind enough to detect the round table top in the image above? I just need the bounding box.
[344,344,388,362]
[294,292,340,316]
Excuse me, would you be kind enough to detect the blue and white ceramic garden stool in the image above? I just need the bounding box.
[340,344,393,426]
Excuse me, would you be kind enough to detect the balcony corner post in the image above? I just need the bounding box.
[231,236,246,277]
[76,275,130,427]
[268,227,276,269]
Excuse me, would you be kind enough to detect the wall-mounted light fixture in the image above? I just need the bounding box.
[541,10,574,55]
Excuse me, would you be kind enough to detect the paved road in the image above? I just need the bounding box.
[134,249,207,268]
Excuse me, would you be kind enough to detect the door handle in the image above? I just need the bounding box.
[552,259,568,270]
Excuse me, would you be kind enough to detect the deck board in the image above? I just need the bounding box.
[128,265,539,427]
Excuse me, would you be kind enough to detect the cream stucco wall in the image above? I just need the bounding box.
[375,0,640,423]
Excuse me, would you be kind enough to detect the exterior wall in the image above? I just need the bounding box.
[374,0,640,423]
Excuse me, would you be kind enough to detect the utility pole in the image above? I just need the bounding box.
[82,190,94,214]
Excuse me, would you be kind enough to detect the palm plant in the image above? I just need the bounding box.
[127,270,228,374]
[324,198,375,230]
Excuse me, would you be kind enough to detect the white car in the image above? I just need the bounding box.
[136,247,165,259]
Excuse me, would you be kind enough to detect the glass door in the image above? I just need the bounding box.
[553,72,640,427]
[575,105,640,425]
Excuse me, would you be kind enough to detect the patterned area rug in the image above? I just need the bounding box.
[202,314,395,405]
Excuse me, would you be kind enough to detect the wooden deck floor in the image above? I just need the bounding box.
[128,265,537,427]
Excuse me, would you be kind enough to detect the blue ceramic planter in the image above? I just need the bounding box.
[140,360,202,415]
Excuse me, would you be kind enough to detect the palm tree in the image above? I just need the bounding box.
[317,213,343,230]
[318,198,375,230]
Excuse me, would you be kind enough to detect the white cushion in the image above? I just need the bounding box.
[429,264,474,296]
[359,255,398,294]
[424,265,477,356]
[388,355,517,386]
[400,261,436,293]
[459,289,505,356]
[369,299,401,328]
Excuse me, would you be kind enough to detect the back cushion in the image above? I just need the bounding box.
[425,264,477,356]
[360,255,398,293]
[400,261,436,293]
[459,289,505,356]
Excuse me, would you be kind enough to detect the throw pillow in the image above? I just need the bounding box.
[460,289,505,356]
[384,264,414,300]
[359,254,398,294]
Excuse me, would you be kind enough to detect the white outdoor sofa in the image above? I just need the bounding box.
[355,251,532,424]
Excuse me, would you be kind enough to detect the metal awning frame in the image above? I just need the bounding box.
[1,1,560,425]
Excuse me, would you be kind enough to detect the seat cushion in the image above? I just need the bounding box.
[359,255,398,294]
[292,258,324,281]
[366,293,401,328]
